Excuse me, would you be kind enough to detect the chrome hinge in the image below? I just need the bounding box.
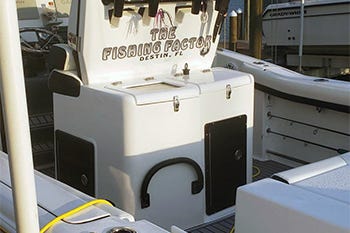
[173,96,180,112]
[67,33,82,52]
[77,36,82,52]
[226,84,232,99]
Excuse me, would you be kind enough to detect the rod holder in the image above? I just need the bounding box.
[215,0,221,11]
[114,0,124,17]
[102,0,113,5]
[148,0,160,17]
[101,0,124,18]
[191,0,201,14]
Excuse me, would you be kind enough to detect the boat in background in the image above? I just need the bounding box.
[17,0,70,28]
[262,0,350,78]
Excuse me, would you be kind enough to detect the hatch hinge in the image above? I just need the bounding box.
[173,96,180,112]
[68,33,81,52]
[226,84,232,99]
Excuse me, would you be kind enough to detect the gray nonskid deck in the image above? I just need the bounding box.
[253,159,292,181]
[36,159,292,232]
[187,214,235,233]
[187,159,292,232]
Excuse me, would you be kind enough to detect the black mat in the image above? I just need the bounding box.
[188,159,292,232]
[253,159,292,181]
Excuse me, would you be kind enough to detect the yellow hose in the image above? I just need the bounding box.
[0,225,9,233]
[229,225,235,233]
[11,166,261,233]
[40,199,112,233]
[252,165,261,178]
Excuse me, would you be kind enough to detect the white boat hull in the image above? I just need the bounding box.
[262,0,350,55]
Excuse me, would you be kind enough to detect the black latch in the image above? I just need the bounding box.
[183,63,190,75]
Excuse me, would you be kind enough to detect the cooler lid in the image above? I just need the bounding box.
[69,1,220,85]
[105,77,199,105]
[171,67,253,93]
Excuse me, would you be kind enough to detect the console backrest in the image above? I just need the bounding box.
[48,44,76,71]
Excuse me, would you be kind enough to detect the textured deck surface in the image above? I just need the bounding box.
[253,159,292,181]
[187,214,235,233]
[187,159,292,233]
[37,159,292,232]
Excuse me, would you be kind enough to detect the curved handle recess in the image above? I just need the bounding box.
[140,157,204,208]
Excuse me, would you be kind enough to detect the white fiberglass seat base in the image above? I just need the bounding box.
[235,152,350,233]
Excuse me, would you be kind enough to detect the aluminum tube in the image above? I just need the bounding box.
[0,1,40,232]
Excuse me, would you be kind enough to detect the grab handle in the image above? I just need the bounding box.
[141,157,204,208]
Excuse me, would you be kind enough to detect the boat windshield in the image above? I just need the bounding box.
[16,0,72,20]
[16,0,40,20]
[54,0,72,17]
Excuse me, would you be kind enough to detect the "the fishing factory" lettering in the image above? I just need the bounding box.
[102,26,212,61]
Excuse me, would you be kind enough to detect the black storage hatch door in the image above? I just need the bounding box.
[205,115,247,215]
[56,130,95,196]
